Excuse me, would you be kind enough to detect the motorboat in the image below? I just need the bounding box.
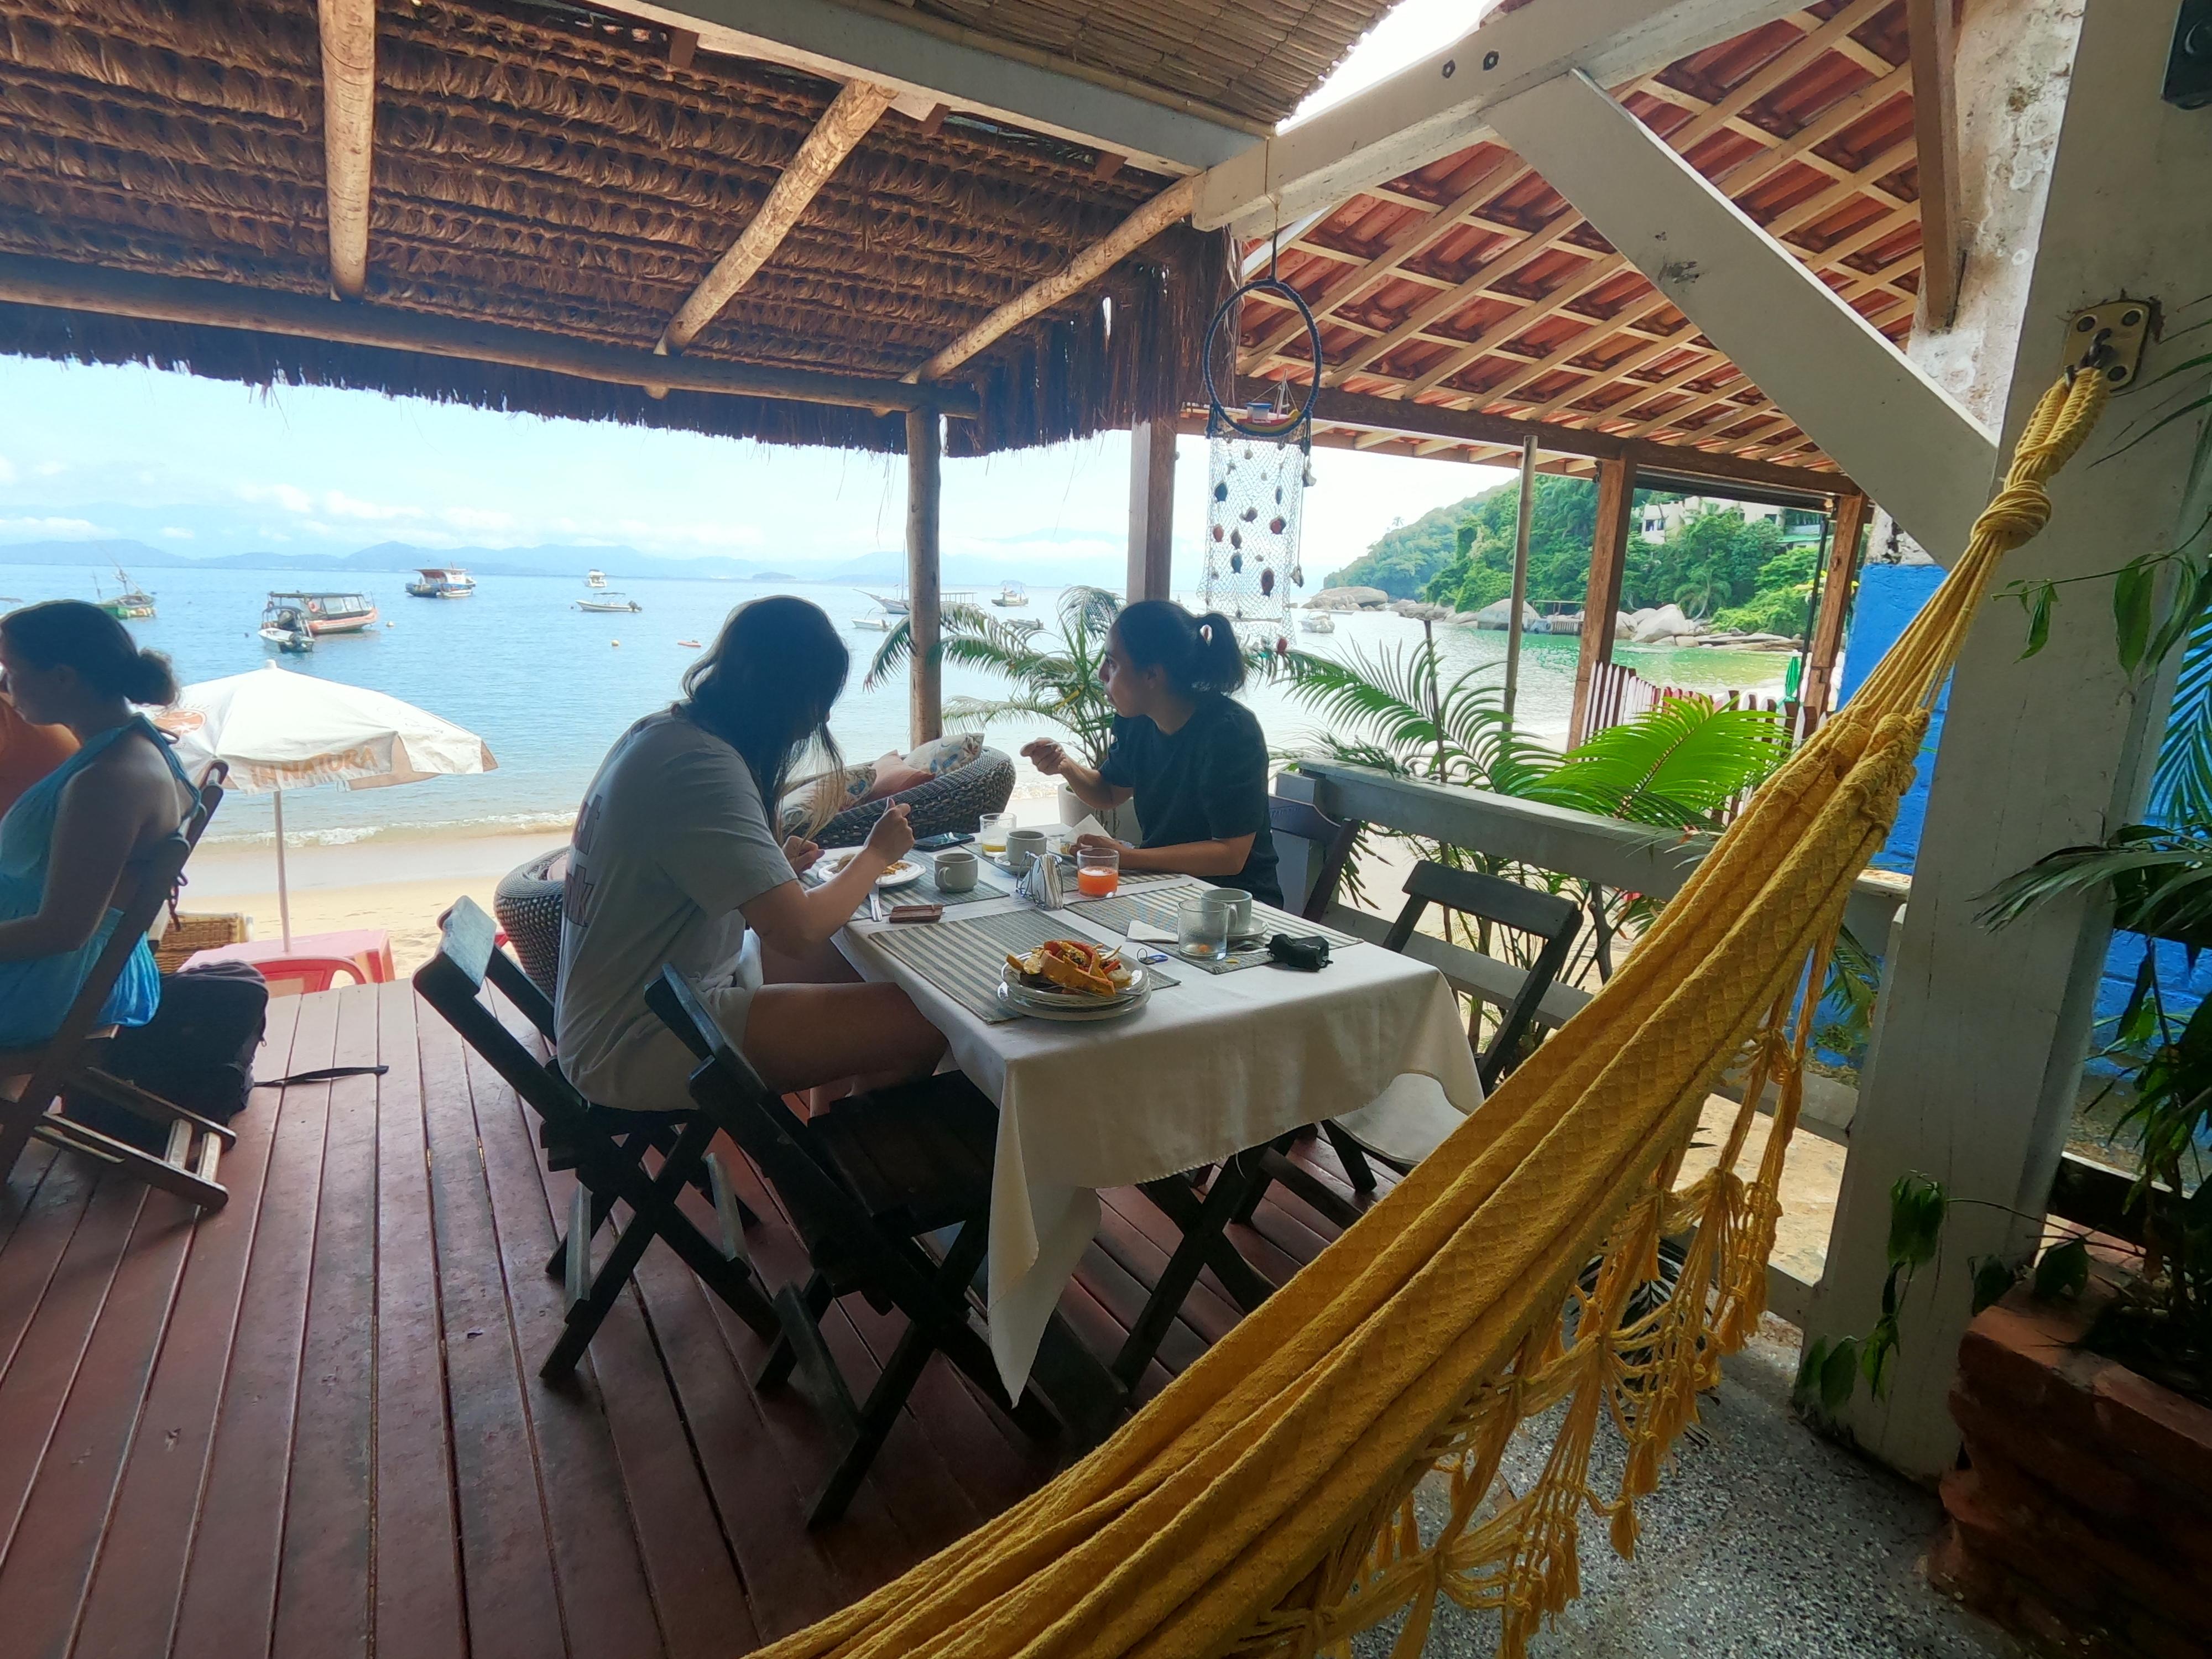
[993,581,1030,608]
[585,569,609,589]
[258,605,316,653]
[263,591,379,636]
[1300,609,1335,635]
[406,566,477,598]
[849,614,893,632]
[576,593,643,613]
[860,589,910,615]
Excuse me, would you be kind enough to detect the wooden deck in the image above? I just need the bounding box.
[0,980,1363,1659]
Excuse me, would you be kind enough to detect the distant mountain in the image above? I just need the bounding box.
[0,538,194,570]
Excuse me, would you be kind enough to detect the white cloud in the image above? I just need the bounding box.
[440,505,514,533]
[322,489,421,522]
[0,515,103,538]
[34,461,62,478]
[159,525,194,539]
[238,482,315,514]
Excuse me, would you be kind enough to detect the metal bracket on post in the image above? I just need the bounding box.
[2062,299,2153,389]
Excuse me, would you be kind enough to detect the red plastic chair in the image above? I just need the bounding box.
[255,956,372,998]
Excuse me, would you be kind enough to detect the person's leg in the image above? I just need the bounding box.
[757,934,862,987]
[733,980,947,1098]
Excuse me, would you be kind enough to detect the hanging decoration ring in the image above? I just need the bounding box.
[1203,276,1322,441]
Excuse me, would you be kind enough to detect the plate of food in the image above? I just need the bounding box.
[816,852,925,889]
[999,939,1147,1016]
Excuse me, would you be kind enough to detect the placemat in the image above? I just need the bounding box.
[805,857,1011,909]
[1069,880,1365,975]
[866,907,1180,1024]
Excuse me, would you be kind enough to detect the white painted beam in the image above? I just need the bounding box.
[1192,0,1802,236]
[613,0,1260,176]
[318,0,376,300]
[1488,69,1996,563]
[1811,0,2212,1478]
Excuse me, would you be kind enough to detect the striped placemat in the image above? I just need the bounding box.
[804,856,1012,909]
[867,907,1181,1024]
[1068,880,1364,975]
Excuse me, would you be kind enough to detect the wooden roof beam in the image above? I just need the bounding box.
[612,0,1260,175]
[318,0,376,300]
[1193,0,1805,236]
[659,80,898,356]
[909,175,1198,384]
[1907,0,1964,326]
[0,252,977,418]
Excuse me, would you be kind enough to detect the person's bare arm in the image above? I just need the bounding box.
[1072,830,1253,880]
[0,763,150,960]
[740,805,914,954]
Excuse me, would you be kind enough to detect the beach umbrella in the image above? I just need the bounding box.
[155,662,497,948]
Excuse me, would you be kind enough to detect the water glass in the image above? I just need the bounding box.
[1177,893,1232,961]
[1076,847,1119,898]
[978,812,1012,855]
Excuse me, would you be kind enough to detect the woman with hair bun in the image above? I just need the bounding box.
[0,599,196,1045]
[1024,598,1281,906]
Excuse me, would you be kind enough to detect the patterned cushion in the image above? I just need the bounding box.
[780,763,872,826]
[903,732,984,778]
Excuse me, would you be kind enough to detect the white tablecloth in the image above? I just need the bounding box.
[836,890,1484,1395]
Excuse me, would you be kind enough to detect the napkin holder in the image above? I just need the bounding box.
[1021,852,1068,910]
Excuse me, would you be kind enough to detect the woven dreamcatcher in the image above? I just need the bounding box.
[1202,276,1319,626]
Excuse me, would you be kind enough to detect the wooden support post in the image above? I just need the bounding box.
[317,0,377,300]
[1503,434,1537,726]
[1568,456,1636,746]
[1802,490,1869,722]
[1126,419,1177,603]
[906,408,943,747]
[1812,0,2212,1475]
[1906,0,1964,328]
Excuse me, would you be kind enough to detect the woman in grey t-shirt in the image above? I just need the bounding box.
[556,596,942,1112]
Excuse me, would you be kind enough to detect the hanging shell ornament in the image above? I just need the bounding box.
[1212,523,1225,542]
[1291,561,1305,587]
[1241,505,1259,523]
[1214,481,1229,502]
[1230,549,1244,572]
[1303,462,1317,487]
[1274,484,1284,504]
[1269,515,1286,535]
[1260,567,1276,597]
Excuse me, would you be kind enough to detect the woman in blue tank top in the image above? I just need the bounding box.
[0,602,196,1047]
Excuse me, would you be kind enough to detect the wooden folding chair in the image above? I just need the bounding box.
[413,897,778,1378]
[0,769,234,1209]
[1242,860,1582,1232]
[649,966,1065,1526]
[1269,794,1361,922]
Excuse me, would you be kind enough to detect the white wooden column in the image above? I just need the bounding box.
[906,408,943,746]
[1126,419,1176,603]
[1811,0,2212,1474]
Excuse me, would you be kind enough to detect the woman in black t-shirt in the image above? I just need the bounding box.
[1022,600,1281,906]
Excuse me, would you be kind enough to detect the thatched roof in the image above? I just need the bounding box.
[1240,0,1922,480]
[0,0,1259,453]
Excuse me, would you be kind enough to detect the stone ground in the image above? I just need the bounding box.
[1353,1318,2022,1659]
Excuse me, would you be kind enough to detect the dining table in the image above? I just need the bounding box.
[832,843,1486,1401]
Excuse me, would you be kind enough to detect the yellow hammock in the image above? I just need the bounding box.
[761,369,2109,1659]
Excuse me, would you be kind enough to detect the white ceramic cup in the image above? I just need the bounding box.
[1005,827,1050,873]
[933,849,978,892]
[1211,888,1255,937]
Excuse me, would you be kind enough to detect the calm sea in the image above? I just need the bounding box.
[0,560,1787,851]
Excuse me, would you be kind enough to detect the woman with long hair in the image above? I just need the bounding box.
[556,594,945,1111]
[1024,598,1281,906]
[0,600,196,1046]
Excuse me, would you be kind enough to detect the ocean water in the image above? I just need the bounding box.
[0,560,1788,851]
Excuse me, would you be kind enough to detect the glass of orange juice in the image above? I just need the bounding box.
[1076,847,1120,898]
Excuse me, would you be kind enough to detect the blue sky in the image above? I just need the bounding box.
[0,0,1502,582]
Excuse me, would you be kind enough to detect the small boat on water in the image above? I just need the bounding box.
[585,569,609,589]
[95,567,155,620]
[406,566,477,598]
[263,591,379,637]
[258,604,316,654]
[861,590,910,617]
[1300,610,1335,635]
[993,581,1029,608]
[576,593,642,613]
[850,614,893,632]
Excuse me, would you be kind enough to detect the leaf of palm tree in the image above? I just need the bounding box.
[2152,612,2212,826]
[1526,696,1788,827]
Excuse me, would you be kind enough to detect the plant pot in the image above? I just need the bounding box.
[1932,1272,2212,1658]
[1057,785,1142,844]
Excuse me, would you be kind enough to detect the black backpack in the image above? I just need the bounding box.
[64,962,382,1151]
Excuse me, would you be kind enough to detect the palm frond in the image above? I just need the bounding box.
[1525,696,1788,828]
[2153,612,2212,826]
[1979,827,2212,946]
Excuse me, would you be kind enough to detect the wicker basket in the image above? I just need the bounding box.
[152,911,250,973]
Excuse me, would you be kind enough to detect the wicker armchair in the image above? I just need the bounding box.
[493,846,567,1001]
[810,747,1015,849]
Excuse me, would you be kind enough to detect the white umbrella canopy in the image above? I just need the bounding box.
[154,661,497,946]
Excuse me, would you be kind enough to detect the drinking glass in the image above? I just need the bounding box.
[1077,847,1120,898]
[978,812,1012,856]
[1177,894,1232,960]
